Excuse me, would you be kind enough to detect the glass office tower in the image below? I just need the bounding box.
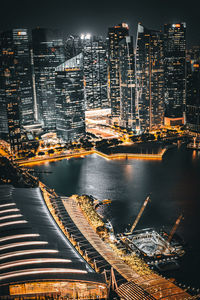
[186,48,200,132]
[82,35,108,110]
[108,23,129,116]
[136,23,164,132]
[55,53,85,141]
[119,36,136,129]
[0,29,34,152]
[164,23,186,120]
[32,28,65,130]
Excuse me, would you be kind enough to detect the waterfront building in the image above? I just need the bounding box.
[55,53,85,142]
[118,36,136,129]
[186,50,200,132]
[32,28,65,130]
[0,29,34,153]
[108,23,129,116]
[163,23,186,124]
[135,23,164,132]
[0,184,107,298]
[82,35,108,110]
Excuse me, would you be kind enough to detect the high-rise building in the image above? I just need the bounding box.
[64,34,83,59]
[118,36,136,129]
[82,35,108,110]
[0,29,34,152]
[108,23,129,116]
[0,84,8,139]
[55,53,85,141]
[186,49,200,132]
[164,23,186,121]
[32,28,65,130]
[187,46,200,62]
[136,23,164,132]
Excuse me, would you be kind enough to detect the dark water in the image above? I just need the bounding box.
[32,148,200,288]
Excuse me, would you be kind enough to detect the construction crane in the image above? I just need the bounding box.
[128,195,151,234]
[94,199,112,210]
[168,214,184,243]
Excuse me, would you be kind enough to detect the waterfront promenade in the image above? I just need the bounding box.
[17,147,167,166]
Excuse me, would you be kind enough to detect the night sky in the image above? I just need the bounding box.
[1,0,199,47]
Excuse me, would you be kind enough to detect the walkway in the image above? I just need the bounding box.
[62,196,191,300]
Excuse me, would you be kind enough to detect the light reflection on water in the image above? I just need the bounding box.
[33,149,200,288]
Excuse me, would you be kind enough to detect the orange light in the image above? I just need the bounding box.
[175,24,181,28]
[122,23,129,29]
[64,68,80,72]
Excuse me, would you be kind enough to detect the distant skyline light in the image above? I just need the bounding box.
[81,33,91,39]
[0,0,199,47]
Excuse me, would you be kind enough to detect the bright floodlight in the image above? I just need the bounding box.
[85,34,91,39]
[80,34,85,40]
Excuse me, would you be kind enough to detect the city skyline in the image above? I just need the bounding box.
[0,3,200,298]
[1,20,199,154]
[0,0,199,47]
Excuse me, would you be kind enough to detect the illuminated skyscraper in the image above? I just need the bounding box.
[0,29,34,152]
[136,23,164,132]
[0,84,8,139]
[55,53,85,141]
[82,35,108,110]
[164,23,186,121]
[118,36,136,129]
[186,49,200,132]
[108,23,129,116]
[32,28,65,130]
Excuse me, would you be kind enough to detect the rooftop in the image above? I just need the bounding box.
[0,185,106,298]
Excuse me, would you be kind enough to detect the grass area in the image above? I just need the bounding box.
[101,142,164,155]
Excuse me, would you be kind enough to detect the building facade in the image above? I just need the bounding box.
[64,34,83,60]
[186,49,200,132]
[119,36,136,129]
[108,23,129,116]
[136,23,164,132]
[32,28,65,130]
[55,53,85,142]
[164,23,186,120]
[0,29,34,152]
[82,35,108,110]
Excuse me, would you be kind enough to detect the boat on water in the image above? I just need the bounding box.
[187,143,200,150]
[187,135,200,151]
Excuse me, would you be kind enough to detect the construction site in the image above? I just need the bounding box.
[118,195,185,269]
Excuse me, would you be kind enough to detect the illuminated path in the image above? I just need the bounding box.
[17,147,167,167]
[61,196,191,300]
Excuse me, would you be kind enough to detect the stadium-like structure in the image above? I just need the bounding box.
[0,185,107,299]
